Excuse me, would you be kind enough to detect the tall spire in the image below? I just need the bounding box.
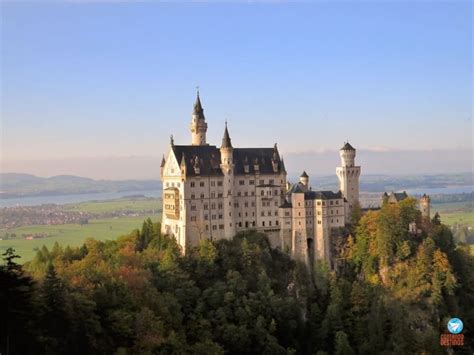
[221,121,232,149]
[193,89,205,120]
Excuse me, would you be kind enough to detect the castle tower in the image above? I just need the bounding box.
[220,122,235,239]
[336,142,361,215]
[299,171,309,190]
[189,91,208,145]
[420,194,431,220]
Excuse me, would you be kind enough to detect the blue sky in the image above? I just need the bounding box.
[1,1,472,177]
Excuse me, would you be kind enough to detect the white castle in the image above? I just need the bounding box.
[161,93,360,266]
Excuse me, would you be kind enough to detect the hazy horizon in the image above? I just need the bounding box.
[2,147,472,180]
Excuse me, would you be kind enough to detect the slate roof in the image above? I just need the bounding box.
[304,190,343,200]
[221,124,232,148]
[193,93,205,120]
[340,142,355,151]
[383,191,409,203]
[300,171,309,178]
[170,145,285,177]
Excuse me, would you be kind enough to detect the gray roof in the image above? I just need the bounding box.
[300,171,309,178]
[171,145,285,177]
[193,93,205,120]
[304,190,343,200]
[221,124,232,149]
[340,142,355,151]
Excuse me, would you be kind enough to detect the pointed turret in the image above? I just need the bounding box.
[190,89,208,145]
[193,91,205,120]
[160,155,166,167]
[160,154,166,178]
[221,122,233,149]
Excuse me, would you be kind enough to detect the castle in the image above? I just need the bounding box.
[160,93,429,266]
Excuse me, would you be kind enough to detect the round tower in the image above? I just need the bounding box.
[336,142,361,217]
[189,91,208,145]
[420,194,431,220]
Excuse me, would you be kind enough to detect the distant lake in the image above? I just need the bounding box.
[0,189,161,208]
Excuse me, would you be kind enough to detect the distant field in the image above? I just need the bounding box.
[64,197,161,213]
[0,197,162,263]
[432,201,473,227]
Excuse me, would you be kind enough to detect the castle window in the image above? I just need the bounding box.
[191,205,196,211]
[211,181,216,187]
[218,193,223,198]
[245,202,248,207]
[274,201,278,206]
[200,194,205,199]
[336,200,339,205]
[337,219,339,223]
[269,221,272,226]
[251,202,256,207]
[285,212,290,217]
[331,219,334,223]
[245,191,248,196]
[317,201,321,206]
[274,211,278,216]
[261,191,264,196]
[322,202,326,206]
[204,204,208,210]
[218,203,223,209]
[177,183,180,187]
[239,222,242,227]
[191,194,195,199]
[219,225,224,230]
[206,225,209,230]
[253,221,256,226]
[269,179,274,184]
[267,211,271,216]
[212,225,217,230]
[299,222,301,225]
[261,212,265,217]
[200,182,205,187]
[212,215,216,220]
[166,182,170,187]
[190,182,195,187]
[274,190,278,196]
[252,212,255,217]
[262,221,265,226]
[249,180,255,185]
[239,180,245,185]
[171,182,175,187]
[211,203,216,209]
[237,192,241,197]
[298,203,301,206]
[330,201,334,205]
[259,179,264,185]
[298,212,301,216]
[190,216,197,221]
[245,212,248,217]
[204,215,209,220]
[234,202,239,207]
[219,214,223,219]
[239,213,241,217]
[318,220,321,224]
[217,181,223,186]
[276,220,279,225]
[251,191,255,196]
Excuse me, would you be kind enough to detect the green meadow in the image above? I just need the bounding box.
[0,215,160,263]
[64,198,161,213]
[432,201,473,227]
[1,197,162,263]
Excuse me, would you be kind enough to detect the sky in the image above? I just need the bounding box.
[1,1,472,179]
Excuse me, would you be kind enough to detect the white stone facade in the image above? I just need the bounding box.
[161,93,360,265]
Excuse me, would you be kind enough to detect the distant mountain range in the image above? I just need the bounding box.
[0,173,161,198]
[0,172,472,199]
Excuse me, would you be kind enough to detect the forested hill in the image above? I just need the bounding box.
[0,173,161,198]
[1,199,473,354]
